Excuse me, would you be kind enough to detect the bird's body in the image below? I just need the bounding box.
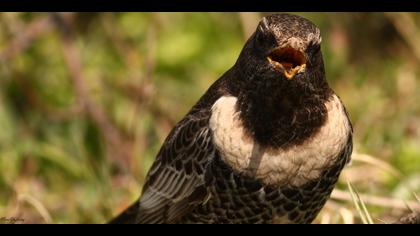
[110,14,353,224]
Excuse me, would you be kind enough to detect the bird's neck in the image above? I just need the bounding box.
[235,81,331,149]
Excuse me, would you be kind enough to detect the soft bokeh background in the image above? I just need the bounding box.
[0,12,419,224]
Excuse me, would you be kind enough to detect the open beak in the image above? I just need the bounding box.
[267,46,307,80]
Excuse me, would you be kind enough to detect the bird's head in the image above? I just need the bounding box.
[234,14,328,96]
[229,14,335,149]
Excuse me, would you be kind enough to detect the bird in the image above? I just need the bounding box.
[109,13,353,224]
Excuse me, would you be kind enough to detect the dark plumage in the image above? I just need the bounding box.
[110,13,353,224]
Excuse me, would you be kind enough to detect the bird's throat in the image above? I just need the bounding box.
[237,91,329,149]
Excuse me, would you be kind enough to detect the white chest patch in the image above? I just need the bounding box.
[209,95,351,187]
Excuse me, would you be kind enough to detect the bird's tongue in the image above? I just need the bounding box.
[280,62,294,72]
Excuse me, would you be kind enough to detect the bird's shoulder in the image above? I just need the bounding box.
[147,74,233,178]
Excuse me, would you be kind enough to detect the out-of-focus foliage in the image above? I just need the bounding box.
[0,13,419,224]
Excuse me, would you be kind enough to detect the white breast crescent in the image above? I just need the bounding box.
[209,95,351,186]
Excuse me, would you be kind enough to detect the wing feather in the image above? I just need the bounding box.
[135,112,215,223]
[110,77,230,224]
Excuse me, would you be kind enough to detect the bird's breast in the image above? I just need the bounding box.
[209,95,351,187]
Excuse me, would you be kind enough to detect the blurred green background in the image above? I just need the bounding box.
[0,12,419,224]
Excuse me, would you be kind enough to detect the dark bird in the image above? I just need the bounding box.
[109,13,353,224]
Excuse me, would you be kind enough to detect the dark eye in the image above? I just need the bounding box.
[313,44,321,54]
[304,43,321,67]
[308,42,320,55]
[306,43,320,57]
[255,27,266,45]
[254,26,276,54]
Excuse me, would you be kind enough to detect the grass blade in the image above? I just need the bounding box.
[347,181,374,224]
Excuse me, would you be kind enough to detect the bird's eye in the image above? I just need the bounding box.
[305,43,321,66]
[254,25,276,53]
[307,43,321,55]
[255,28,266,45]
[312,44,321,54]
